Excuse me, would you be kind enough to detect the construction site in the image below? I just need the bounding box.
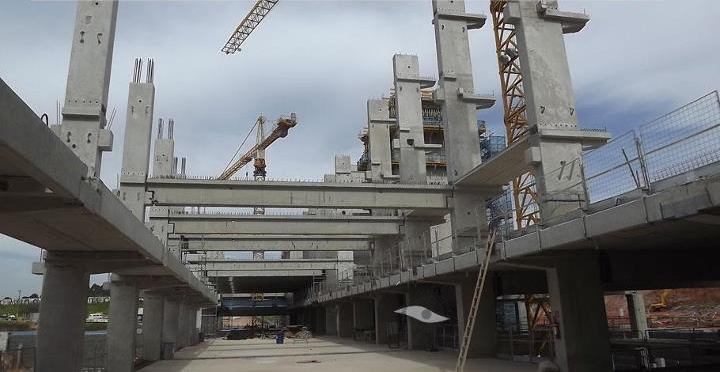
[1,0,720,371]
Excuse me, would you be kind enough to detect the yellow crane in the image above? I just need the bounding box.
[490,0,540,228]
[222,0,280,54]
[217,113,297,181]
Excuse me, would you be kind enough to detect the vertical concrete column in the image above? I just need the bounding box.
[36,262,90,372]
[338,302,354,338]
[432,0,495,253]
[374,293,401,345]
[455,275,498,357]
[547,255,611,372]
[405,285,448,350]
[325,304,338,336]
[353,299,374,340]
[626,291,648,339]
[399,220,432,270]
[162,299,179,357]
[106,281,140,372]
[50,0,118,176]
[315,306,327,335]
[505,0,595,221]
[141,292,165,362]
[119,59,156,220]
[393,54,428,184]
[176,303,189,348]
[367,99,394,182]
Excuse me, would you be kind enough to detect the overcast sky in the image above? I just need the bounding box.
[1,0,718,297]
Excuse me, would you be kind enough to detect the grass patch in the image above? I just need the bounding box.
[0,320,34,332]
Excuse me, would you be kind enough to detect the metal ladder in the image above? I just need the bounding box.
[456,229,497,372]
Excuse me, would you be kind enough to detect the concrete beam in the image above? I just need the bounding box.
[0,79,215,303]
[190,259,351,271]
[158,213,403,235]
[205,270,324,277]
[145,178,452,210]
[175,239,370,251]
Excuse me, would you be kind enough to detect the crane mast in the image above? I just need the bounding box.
[222,0,279,54]
[490,0,539,228]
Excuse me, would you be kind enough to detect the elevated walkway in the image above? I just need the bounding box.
[0,79,214,303]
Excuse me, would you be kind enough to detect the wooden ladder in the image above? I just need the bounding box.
[456,230,497,372]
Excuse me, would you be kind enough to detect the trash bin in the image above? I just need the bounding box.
[275,330,285,344]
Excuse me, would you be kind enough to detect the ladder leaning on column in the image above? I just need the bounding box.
[456,229,497,372]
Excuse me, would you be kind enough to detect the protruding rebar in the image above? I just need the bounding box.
[168,119,175,140]
[172,157,178,175]
[158,118,164,139]
[146,58,155,84]
[181,157,187,177]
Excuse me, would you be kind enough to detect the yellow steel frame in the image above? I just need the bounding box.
[490,0,539,228]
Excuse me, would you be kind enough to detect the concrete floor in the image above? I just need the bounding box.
[138,336,538,372]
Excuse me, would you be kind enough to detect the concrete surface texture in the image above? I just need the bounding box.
[138,337,537,372]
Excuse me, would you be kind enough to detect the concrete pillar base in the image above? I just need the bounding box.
[142,292,165,361]
[162,299,179,358]
[548,255,611,372]
[36,263,89,372]
[106,281,140,372]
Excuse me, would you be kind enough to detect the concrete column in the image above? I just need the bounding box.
[162,299,179,357]
[338,302,354,338]
[141,292,165,362]
[50,0,118,176]
[405,286,443,350]
[399,220,432,269]
[626,291,648,339]
[315,306,327,335]
[176,303,189,348]
[106,281,140,372]
[325,304,338,336]
[374,293,402,345]
[353,299,374,339]
[393,54,428,184]
[505,0,598,221]
[119,59,156,220]
[431,0,495,253]
[455,275,498,357]
[36,263,89,372]
[367,99,394,182]
[547,255,611,372]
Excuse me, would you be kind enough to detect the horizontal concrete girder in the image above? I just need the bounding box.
[145,178,452,209]
[205,270,324,277]
[0,79,215,304]
[189,259,350,271]
[158,213,404,236]
[175,239,370,251]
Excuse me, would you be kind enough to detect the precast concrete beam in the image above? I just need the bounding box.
[205,270,324,278]
[0,79,216,304]
[192,259,351,271]
[159,214,404,236]
[145,178,451,210]
[175,238,370,251]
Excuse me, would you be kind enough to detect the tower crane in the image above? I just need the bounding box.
[490,0,540,228]
[222,0,280,54]
[217,113,297,181]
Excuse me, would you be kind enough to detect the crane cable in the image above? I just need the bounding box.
[220,117,261,176]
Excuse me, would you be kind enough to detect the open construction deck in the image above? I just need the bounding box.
[138,337,537,372]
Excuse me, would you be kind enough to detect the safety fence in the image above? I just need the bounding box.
[486,91,720,237]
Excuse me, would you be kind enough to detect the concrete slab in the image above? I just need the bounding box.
[138,337,537,372]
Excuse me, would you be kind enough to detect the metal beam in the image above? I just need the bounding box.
[145,178,453,209]
[160,213,403,235]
